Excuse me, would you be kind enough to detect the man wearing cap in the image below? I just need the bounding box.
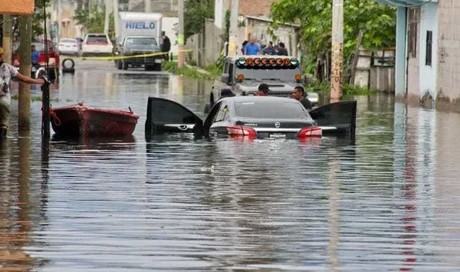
[256,83,269,96]
[0,47,45,139]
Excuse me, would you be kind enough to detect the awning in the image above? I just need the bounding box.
[375,0,437,7]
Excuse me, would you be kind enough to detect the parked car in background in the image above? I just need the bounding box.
[58,38,80,55]
[12,40,60,82]
[81,33,113,57]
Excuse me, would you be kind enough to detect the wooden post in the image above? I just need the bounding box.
[42,4,50,138]
[18,15,32,131]
[113,0,119,38]
[331,0,344,101]
[228,0,239,56]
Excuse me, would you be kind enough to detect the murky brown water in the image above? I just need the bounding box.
[1,60,460,271]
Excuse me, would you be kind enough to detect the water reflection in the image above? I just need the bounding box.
[4,65,460,270]
[0,132,34,270]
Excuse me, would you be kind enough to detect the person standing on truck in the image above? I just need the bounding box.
[244,38,260,55]
[0,47,45,139]
[276,42,288,56]
[31,44,40,69]
[262,41,276,55]
[161,31,171,61]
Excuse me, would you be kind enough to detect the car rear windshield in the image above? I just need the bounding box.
[234,100,310,119]
[60,38,77,44]
[86,35,109,44]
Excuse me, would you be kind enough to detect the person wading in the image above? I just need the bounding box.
[256,83,270,96]
[291,86,312,110]
[0,47,45,139]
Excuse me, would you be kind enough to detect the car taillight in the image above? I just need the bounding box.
[226,125,257,138]
[297,126,322,138]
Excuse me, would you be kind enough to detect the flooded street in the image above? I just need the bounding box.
[2,60,460,271]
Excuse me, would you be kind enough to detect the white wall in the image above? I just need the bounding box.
[419,3,438,99]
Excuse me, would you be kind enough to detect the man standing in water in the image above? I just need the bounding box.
[256,83,270,96]
[0,47,45,139]
[291,86,312,110]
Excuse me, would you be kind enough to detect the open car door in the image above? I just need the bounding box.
[145,97,204,140]
[309,101,357,138]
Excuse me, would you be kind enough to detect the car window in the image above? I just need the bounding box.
[234,100,310,119]
[213,103,229,123]
[86,35,109,44]
[60,38,77,44]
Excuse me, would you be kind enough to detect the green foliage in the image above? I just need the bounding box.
[306,80,378,96]
[73,5,115,38]
[163,61,217,80]
[270,0,396,74]
[184,0,214,42]
[204,54,224,76]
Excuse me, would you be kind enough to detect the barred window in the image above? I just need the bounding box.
[425,31,433,66]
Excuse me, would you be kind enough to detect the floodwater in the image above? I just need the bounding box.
[2,61,460,271]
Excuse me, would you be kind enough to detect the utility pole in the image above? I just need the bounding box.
[228,0,239,56]
[177,0,185,68]
[18,15,32,132]
[104,0,111,35]
[331,0,343,101]
[113,0,119,38]
[145,0,151,12]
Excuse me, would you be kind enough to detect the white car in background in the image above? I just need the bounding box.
[81,33,113,57]
[58,38,80,56]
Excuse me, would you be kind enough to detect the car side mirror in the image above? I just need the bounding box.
[221,74,229,83]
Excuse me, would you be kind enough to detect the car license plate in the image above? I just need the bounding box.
[155,59,162,63]
[270,133,286,139]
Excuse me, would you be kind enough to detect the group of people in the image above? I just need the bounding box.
[220,83,312,110]
[241,38,288,56]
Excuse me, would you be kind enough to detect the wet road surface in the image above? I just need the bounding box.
[1,60,460,271]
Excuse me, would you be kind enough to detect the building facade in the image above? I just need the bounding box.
[377,0,460,111]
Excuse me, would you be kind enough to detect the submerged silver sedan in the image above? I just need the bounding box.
[145,96,356,141]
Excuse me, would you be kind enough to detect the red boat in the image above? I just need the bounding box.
[50,103,140,137]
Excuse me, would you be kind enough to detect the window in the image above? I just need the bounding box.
[408,8,419,58]
[214,103,229,123]
[425,31,433,66]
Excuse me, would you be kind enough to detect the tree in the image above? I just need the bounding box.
[270,0,396,75]
[73,4,114,37]
[184,0,214,42]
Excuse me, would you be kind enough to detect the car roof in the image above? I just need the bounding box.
[220,96,298,104]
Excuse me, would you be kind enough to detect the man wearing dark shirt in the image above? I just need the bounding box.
[277,42,288,56]
[291,86,312,110]
[161,31,171,61]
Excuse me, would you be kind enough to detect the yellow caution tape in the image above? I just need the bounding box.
[82,49,194,61]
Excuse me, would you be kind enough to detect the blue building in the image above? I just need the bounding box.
[376,1,460,110]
